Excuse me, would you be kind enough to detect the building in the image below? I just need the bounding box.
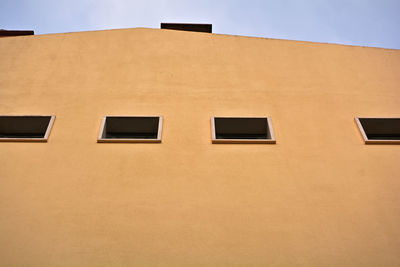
[0,26,399,266]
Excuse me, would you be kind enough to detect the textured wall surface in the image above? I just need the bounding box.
[0,28,399,266]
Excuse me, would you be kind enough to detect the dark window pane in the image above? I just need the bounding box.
[359,118,400,140]
[102,117,160,140]
[0,116,52,138]
[214,118,271,140]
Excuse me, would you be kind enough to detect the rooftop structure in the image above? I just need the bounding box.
[0,29,34,37]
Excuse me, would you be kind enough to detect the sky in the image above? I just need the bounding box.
[1,0,399,49]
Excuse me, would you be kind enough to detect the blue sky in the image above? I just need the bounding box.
[1,0,399,49]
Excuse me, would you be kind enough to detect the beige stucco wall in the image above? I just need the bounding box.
[0,28,399,266]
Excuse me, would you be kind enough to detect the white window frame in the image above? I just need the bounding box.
[355,117,400,144]
[211,116,276,144]
[97,115,163,143]
[0,115,55,142]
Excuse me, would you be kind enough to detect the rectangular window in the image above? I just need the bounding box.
[0,115,55,142]
[98,116,162,143]
[211,117,276,144]
[355,117,400,144]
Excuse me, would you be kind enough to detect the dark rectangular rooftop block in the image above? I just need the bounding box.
[0,30,34,37]
[161,23,212,33]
